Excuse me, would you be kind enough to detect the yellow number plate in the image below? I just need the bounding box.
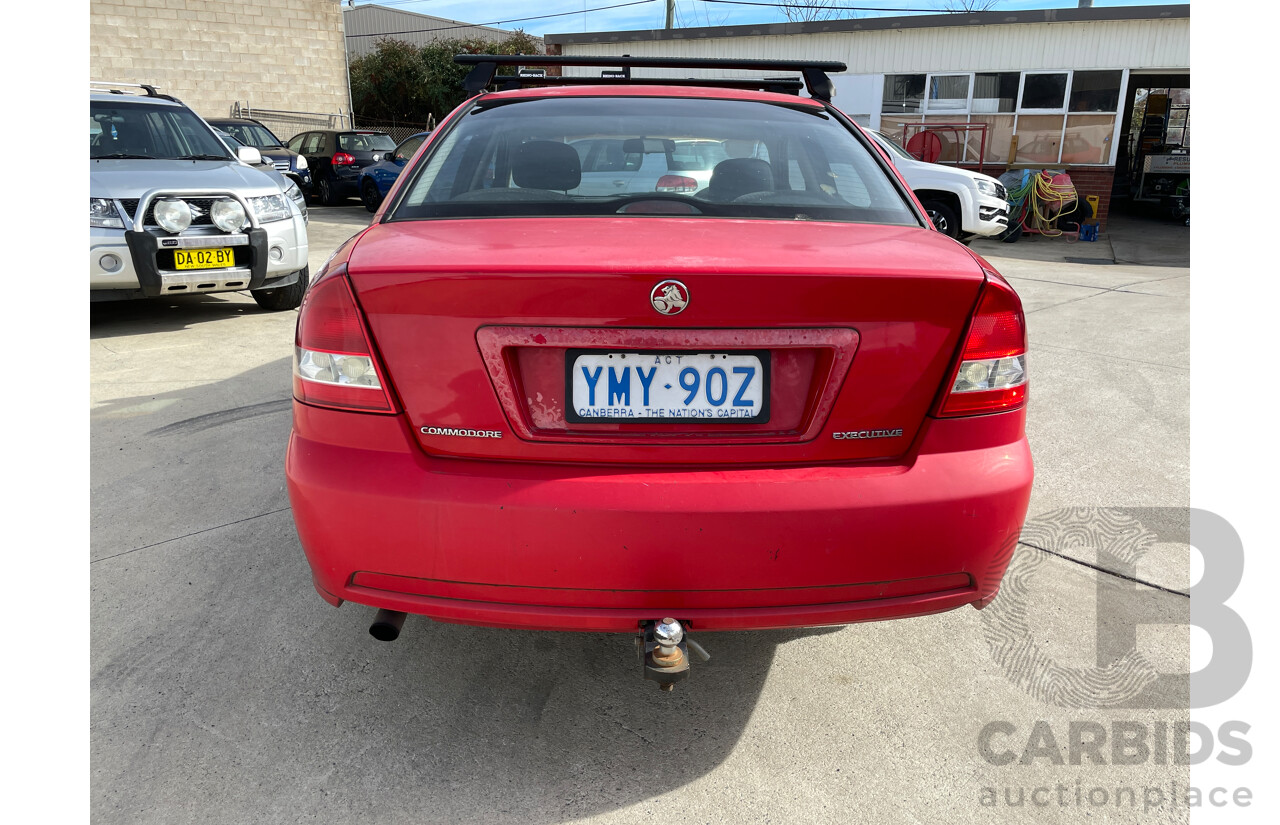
[174,248,235,270]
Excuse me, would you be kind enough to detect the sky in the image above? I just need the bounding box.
[346,0,1189,39]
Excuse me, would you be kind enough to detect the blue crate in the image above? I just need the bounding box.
[1079,222,1099,242]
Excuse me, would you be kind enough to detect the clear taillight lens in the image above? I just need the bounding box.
[938,275,1028,417]
[293,266,396,413]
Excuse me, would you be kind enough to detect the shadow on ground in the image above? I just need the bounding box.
[91,356,837,824]
[970,206,1188,269]
[91,292,284,338]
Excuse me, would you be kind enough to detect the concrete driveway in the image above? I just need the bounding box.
[91,208,1191,824]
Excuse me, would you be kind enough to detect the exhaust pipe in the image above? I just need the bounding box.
[369,609,407,641]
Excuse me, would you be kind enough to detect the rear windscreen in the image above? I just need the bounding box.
[340,133,396,152]
[390,96,918,226]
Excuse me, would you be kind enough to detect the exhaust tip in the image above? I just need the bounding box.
[369,609,407,642]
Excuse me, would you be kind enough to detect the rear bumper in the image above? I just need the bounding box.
[287,404,1032,632]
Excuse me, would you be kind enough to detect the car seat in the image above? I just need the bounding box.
[513,140,582,192]
[697,158,774,202]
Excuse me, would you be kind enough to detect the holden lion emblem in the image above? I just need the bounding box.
[650,280,689,315]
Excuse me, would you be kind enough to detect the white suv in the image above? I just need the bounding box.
[90,83,309,310]
[865,129,1009,243]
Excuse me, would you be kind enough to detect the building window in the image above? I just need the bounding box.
[927,75,970,112]
[972,73,1019,113]
[1069,70,1123,113]
[1020,73,1069,111]
[882,74,925,114]
[876,69,1126,166]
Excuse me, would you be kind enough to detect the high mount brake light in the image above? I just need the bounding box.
[293,267,396,413]
[938,275,1027,417]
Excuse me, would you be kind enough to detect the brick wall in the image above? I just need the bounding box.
[90,0,349,124]
[961,164,1116,230]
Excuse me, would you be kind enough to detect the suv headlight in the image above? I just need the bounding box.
[90,198,125,228]
[283,180,307,221]
[249,193,291,224]
[975,179,1000,197]
[295,154,308,170]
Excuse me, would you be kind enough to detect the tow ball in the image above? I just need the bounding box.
[638,618,709,691]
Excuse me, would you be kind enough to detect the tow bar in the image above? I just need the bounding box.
[638,618,710,691]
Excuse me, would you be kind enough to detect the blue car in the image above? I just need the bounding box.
[358,131,431,213]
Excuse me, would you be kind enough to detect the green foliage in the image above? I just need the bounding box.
[349,32,543,125]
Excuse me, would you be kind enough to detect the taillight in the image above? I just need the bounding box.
[938,275,1027,417]
[656,175,698,193]
[331,152,355,166]
[293,266,396,413]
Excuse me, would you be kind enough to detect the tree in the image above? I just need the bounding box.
[933,0,1002,11]
[349,32,543,125]
[780,1,846,23]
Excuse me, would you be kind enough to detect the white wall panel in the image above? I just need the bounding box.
[561,19,1189,76]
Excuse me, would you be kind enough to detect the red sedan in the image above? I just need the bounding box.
[285,56,1032,686]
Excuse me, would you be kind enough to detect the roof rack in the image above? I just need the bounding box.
[492,74,805,96]
[456,55,846,102]
[89,81,179,102]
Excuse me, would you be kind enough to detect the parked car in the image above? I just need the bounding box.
[356,131,430,212]
[864,129,1009,242]
[90,82,309,310]
[570,137,730,197]
[213,129,308,224]
[206,117,313,194]
[286,57,1032,688]
[286,129,396,206]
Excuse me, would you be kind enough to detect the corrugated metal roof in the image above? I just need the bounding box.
[553,18,1189,76]
[546,4,1190,45]
[344,4,545,59]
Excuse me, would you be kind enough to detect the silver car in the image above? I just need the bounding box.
[90,83,309,310]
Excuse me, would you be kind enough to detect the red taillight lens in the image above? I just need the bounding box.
[331,152,355,166]
[656,175,698,193]
[293,268,396,413]
[938,275,1027,417]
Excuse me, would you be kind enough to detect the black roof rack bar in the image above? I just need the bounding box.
[89,81,181,103]
[492,75,805,96]
[457,55,846,101]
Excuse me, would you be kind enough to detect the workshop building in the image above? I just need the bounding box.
[546,4,1191,228]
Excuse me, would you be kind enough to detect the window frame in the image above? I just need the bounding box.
[873,68,1130,167]
[923,73,974,115]
[1016,71,1073,115]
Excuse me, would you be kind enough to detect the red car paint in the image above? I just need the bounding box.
[286,83,1032,633]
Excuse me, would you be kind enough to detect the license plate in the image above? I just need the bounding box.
[566,350,770,423]
[173,248,234,270]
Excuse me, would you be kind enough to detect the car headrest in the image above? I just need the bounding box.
[705,158,773,201]
[512,140,581,191]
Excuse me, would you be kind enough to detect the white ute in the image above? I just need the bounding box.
[865,129,1010,243]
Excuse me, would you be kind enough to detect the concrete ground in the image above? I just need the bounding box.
[91,208,1191,824]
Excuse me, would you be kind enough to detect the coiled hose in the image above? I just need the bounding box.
[1006,170,1079,238]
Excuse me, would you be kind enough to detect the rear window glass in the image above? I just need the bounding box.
[340,133,396,152]
[390,96,916,226]
[219,121,284,148]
